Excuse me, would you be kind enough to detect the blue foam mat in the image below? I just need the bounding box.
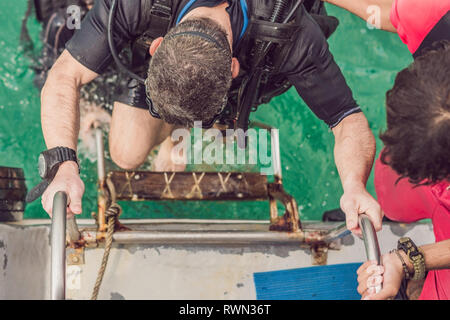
[254,263,363,300]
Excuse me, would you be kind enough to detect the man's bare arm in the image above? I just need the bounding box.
[40,49,98,216]
[323,0,396,32]
[407,239,450,272]
[41,49,98,149]
[332,113,382,234]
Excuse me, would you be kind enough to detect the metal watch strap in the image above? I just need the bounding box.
[397,237,426,281]
[410,247,426,280]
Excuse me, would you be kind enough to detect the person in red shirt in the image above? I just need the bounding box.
[321,0,450,300]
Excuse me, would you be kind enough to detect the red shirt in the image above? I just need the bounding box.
[374,0,450,300]
[390,0,450,54]
[375,159,450,300]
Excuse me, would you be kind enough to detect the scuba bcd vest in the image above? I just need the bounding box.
[121,0,339,147]
[25,0,339,147]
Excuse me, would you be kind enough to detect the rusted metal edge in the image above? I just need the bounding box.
[267,180,301,232]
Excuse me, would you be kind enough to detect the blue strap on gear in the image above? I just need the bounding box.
[238,0,248,40]
[176,0,197,24]
[176,0,249,41]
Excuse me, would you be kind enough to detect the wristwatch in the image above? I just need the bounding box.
[397,237,426,281]
[38,146,79,179]
[25,147,79,203]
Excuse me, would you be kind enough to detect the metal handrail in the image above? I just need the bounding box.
[77,220,348,246]
[249,121,282,179]
[50,191,82,300]
[95,125,106,181]
[50,191,67,300]
[359,213,382,293]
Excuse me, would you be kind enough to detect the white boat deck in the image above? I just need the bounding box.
[0,219,435,300]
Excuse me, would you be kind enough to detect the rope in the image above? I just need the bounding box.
[91,202,121,300]
[216,172,231,196]
[116,171,135,198]
[106,175,117,203]
[185,172,205,199]
[162,172,176,199]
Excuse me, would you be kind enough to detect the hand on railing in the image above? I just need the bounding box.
[41,162,85,218]
[340,189,383,236]
[356,213,388,300]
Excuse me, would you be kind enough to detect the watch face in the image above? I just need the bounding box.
[38,153,47,178]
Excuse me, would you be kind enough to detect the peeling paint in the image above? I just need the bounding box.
[389,223,414,237]
[110,292,125,300]
[119,243,307,259]
[122,244,144,255]
[47,231,52,246]
[341,234,355,246]
[166,244,308,259]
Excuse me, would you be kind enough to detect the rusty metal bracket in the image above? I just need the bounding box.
[65,214,86,265]
[96,178,109,235]
[267,178,301,232]
[67,247,85,265]
[311,243,328,266]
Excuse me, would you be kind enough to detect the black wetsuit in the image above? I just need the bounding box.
[66,0,362,128]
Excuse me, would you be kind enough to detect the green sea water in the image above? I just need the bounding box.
[0,1,412,220]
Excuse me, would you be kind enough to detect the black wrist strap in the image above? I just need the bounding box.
[25,180,50,203]
[54,146,79,173]
[26,147,79,203]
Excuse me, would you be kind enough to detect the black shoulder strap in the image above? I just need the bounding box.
[232,2,305,148]
[141,0,173,40]
[133,0,174,65]
[413,11,450,59]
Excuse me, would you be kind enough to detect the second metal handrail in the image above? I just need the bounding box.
[359,213,382,293]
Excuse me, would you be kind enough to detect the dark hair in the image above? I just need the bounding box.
[146,17,232,127]
[380,41,450,185]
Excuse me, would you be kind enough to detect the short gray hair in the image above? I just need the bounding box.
[147,17,232,127]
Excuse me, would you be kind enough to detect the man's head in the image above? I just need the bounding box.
[147,13,239,128]
[380,41,450,185]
